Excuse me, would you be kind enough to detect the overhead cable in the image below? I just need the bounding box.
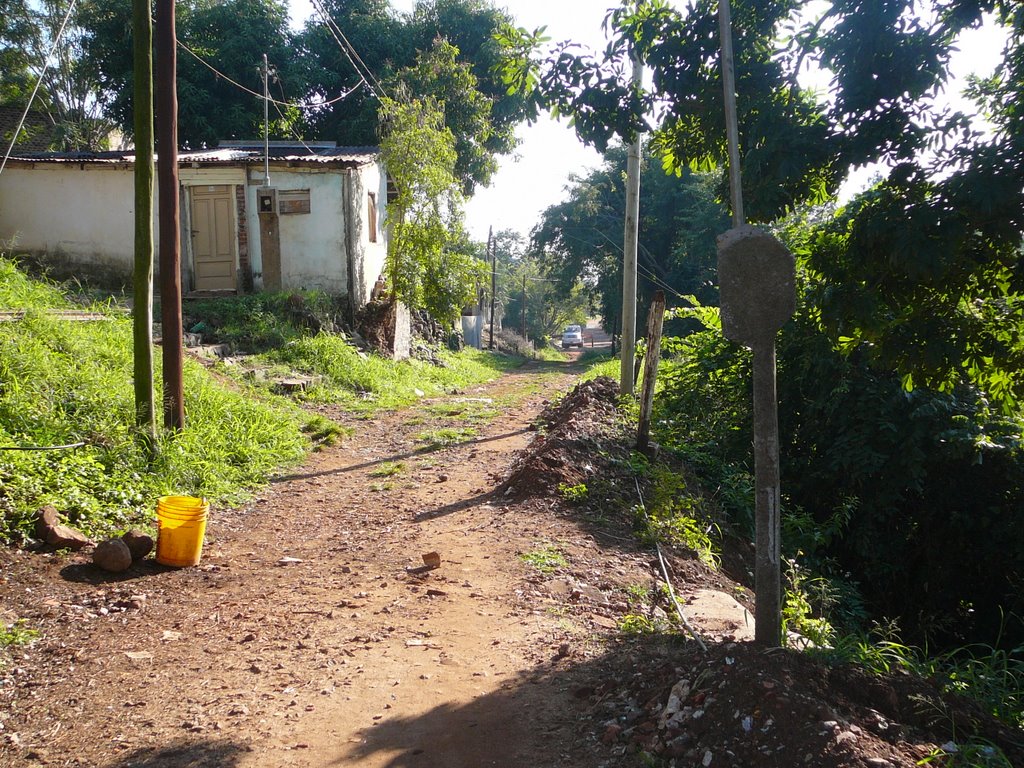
[308,0,387,100]
[0,0,79,178]
[177,38,363,110]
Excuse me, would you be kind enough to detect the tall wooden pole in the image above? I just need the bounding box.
[521,273,526,341]
[717,0,787,647]
[619,54,643,395]
[131,0,156,443]
[488,226,496,350]
[718,0,744,226]
[157,0,184,431]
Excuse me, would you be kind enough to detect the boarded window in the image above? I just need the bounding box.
[278,188,311,215]
[367,192,378,243]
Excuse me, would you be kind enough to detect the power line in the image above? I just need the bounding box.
[177,38,362,110]
[308,0,387,101]
[0,0,78,178]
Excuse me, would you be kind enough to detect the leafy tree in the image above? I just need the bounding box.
[80,0,300,148]
[398,39,498,193]
[0,0,36,107]
[297,0,528,192]
[1,0,115,150]
[502,0,1024,409]
[532,143,727,331]
[379,93,481,324]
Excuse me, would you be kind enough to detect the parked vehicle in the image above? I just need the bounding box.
[561,325,584,348]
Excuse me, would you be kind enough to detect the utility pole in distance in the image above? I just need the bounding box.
[620,54,642,396]
[488,226,495,350]
[156,0,183,431]
[521,273,527,341]
[262,54,271,186]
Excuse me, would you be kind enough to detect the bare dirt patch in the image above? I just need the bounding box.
[1,363,1020,768]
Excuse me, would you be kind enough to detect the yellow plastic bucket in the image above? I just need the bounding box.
[155,495,209,567]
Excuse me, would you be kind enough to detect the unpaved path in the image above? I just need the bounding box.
[1,358,655,768]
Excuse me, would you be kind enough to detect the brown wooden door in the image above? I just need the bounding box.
[190,185,236,291]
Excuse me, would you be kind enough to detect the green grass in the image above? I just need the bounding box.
[182,291,344,351]
[0,256,336,542]
[534,345,569,362]
[423,399,499,424]
[416,427,478,451]
[369,461,405,478]
[519,543,568,574]
[579,350,619,382]
[260,334,522,413]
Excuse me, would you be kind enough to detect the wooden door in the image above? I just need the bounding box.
[190,185,236,291]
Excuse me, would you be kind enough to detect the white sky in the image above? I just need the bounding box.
[289,0,1008,242]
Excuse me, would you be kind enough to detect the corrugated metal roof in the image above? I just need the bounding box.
[7,145,380,167]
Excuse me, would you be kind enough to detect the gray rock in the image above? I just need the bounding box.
[94,539,132,572]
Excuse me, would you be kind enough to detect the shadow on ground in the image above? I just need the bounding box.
[100,739,250,768]
[323,632,1011,768]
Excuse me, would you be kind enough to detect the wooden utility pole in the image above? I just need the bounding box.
[131,0,156,443]
[716,0,795,648]
[156,0,184,431]
[636,290,666,453]
[718,0,744,227]
[488,226,496,350]
[521,274,527,341]
[619,54,643,395]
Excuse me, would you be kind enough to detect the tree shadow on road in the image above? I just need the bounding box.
[99,739,249,768]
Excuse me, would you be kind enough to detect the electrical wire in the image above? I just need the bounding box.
[634,476,709,653]
[0,0,78,178]
[308,0,387,101]
[177,38,362,110]
[0,441,86,451]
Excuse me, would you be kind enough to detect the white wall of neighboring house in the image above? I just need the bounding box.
[0,162,158,274]
[245,166,347,293]
[0,155,388,305]
[354,162,389,305]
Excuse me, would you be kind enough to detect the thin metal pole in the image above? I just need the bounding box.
[263,53,270,186]
[620,54,643,395]
[718,0,744,226]
[488,226,496,350]
[157,0,184,431]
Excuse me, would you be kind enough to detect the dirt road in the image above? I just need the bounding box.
[1,358,638,768]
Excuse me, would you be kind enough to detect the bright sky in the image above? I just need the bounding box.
[289,0,1008,242]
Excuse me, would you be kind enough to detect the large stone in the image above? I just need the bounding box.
[93,539,132,573]
[45,523,93,550]
[121,529,154,561]
[34,505,60,540]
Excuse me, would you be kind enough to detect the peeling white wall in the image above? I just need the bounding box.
[245,166,348,294]
[0,158,389,303]
[0,163,154,278]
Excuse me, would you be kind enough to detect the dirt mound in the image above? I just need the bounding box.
[577,636,1024,767]
[502,376,621,496]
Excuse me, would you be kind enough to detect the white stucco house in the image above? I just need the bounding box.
[0,141,389,305]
